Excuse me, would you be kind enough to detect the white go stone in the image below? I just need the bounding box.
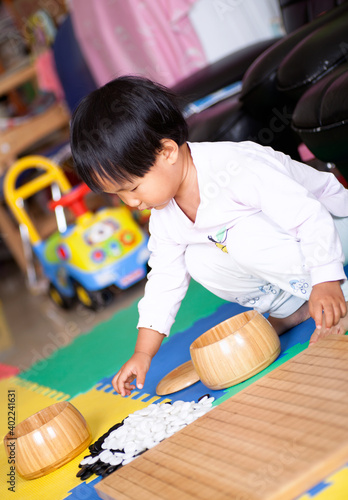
[108,438,120,450]
[153,430,166,442]
[151,422,166,434]
[123,442,138,455]
[169,405,182,416]
[180,401,192,411]
[80,456,94,465]
[140,420,152,433]
[99,450,114,463]
[198,396,209,404]
[159,403,172,412]
[109,456,123,466]
[109,429,121,438]
[114,425,128,437]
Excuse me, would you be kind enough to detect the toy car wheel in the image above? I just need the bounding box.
[73,281,114,310]
[49,283,74,309]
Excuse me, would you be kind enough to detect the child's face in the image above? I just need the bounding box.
[102,148,182,211]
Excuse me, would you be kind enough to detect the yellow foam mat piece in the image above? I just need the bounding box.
[297,466,348,500]
[0,377,167,500]
[0,377,69,438]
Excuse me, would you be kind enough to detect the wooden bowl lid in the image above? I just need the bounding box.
[156,360,200,396]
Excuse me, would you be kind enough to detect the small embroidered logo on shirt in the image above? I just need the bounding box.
[208,227,229,253]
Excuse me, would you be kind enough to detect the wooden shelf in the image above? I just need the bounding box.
[0,52,70,273]
[0,101,70,174]
[0,58,36,97]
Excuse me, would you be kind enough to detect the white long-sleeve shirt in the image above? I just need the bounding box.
[137,141,348,335]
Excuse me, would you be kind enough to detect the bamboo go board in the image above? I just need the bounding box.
[95,335,348,500]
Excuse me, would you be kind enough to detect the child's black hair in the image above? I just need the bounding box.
[70,75,188,192]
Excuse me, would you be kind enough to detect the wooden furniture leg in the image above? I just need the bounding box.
[0,202,26,272]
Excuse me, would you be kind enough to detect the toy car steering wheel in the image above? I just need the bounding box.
[48,183,91,217]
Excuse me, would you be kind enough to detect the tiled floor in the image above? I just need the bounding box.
[0,258,145,371]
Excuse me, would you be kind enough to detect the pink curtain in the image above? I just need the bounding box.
[70,0,207,88]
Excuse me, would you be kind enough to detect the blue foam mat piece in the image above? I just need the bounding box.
[96,301,315,403]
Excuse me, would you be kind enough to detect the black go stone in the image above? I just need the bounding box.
[90,448,100,457]
[92,440,103,453]
[76,465,92,478]
[79,468,94,481]
[107,422,123,432]
[88,446,98,455]
[198,394,210,401]
[102,464,122,478]
[91,462,108,475]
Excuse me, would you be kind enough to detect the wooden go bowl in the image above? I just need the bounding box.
[190,310,280,390]
[3,401,92,480]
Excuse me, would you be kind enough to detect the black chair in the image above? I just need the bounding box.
[173,0,348,179]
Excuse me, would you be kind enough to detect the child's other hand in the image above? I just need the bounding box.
[112,352,152,397]
[308,281,347,345]
[309,281,346,330]
[309,309,348,345]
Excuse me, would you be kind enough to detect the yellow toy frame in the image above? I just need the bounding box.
[4,156,72,246]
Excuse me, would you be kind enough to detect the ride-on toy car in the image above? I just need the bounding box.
[4,156,150,309]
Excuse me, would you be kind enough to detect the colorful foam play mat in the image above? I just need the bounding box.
[1,278,347,500]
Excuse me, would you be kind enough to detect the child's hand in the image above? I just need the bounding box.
[308,281,347,345]
[112,327,164,396]
[309,307,348,345]
[112,352,152,397]
[309,281,346,330]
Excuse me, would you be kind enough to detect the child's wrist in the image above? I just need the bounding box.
[134,350,153,359]
[136,327,165,358]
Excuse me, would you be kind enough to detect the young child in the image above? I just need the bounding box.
[70,76,348,397]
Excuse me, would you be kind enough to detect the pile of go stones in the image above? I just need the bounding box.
[77,395,214,480]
